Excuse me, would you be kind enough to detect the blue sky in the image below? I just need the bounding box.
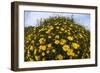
[24,11,90,30]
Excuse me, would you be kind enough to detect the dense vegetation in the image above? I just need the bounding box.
[24,16,90,61]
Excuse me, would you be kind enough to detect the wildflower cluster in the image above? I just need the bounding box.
[24,16,90,61]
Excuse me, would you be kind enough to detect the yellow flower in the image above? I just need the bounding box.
[77,51,80,54]
[40,34,44,37]
[64,22,66,24]
[35,55,40,61]
[55,35,60,39]
[48,35,51,38]
[52,49,56,53]
[63,44,70,52]
[55,23,58,25]
[67,49,75,56]
[56,26,59,29]
[68,33,71,35]
[59,31,62,34]
[29,58,34,61]
[46,50,50,54]
[47,44,52,48]
[34,37,36,40]
[42,52,45,56]
[65,30,68,33]
[70,24,73,27]
[46,30,51,34]
[60,39,66,45]
[82,31,85,33]
[69,27,72,30]
[27,50,30,57]
[54,40,60,44]
[61,28,64,31]
[31,40,34,44]
[67,36,74,41]
[49,26,54,30]
[39,45,46,51]
[27,34,32,38]
[72,43,80,49]
[27,37,31,41]
[39,38,46,44]
[29,46,33,51]
[56,54,63,60]
[79,33,83,38]
[34,49,37,55]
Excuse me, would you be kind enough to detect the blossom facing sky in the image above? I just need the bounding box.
[24,15,90,61]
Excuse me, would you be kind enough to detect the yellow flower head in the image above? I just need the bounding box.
[34,49,37,55]
[65,30,68,33]
[49,26,54,30]
[27,50,30,57]
[63,44,70,52]
[29,46,33,51]
[27,34,32,38]
[46,30,51,34]
[39,38,46,44]
[67,49,75,56]
[59,31,62,34]
[54,40,60,44]
[46,50,50,54]
[56,54,63,60]
[34,37,36,40]
[72,43,80,49]
[55,23,58,25]
[56,26,60,29]
[42,52,45,56]
[40,34,44,37]
[29,58,34,61]
[39,45,46,51]
[60,39,66,45]
[52,49,56,53]
[35,55,40,61]
[79,33,83,38]
[47,44,52,48]
[55,35,60,39]
[31,40,34,44]
[61,28,64,31]
[67,36,74,41]
[48,35,52,38]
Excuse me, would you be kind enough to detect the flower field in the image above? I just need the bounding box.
[24,16,90,61]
